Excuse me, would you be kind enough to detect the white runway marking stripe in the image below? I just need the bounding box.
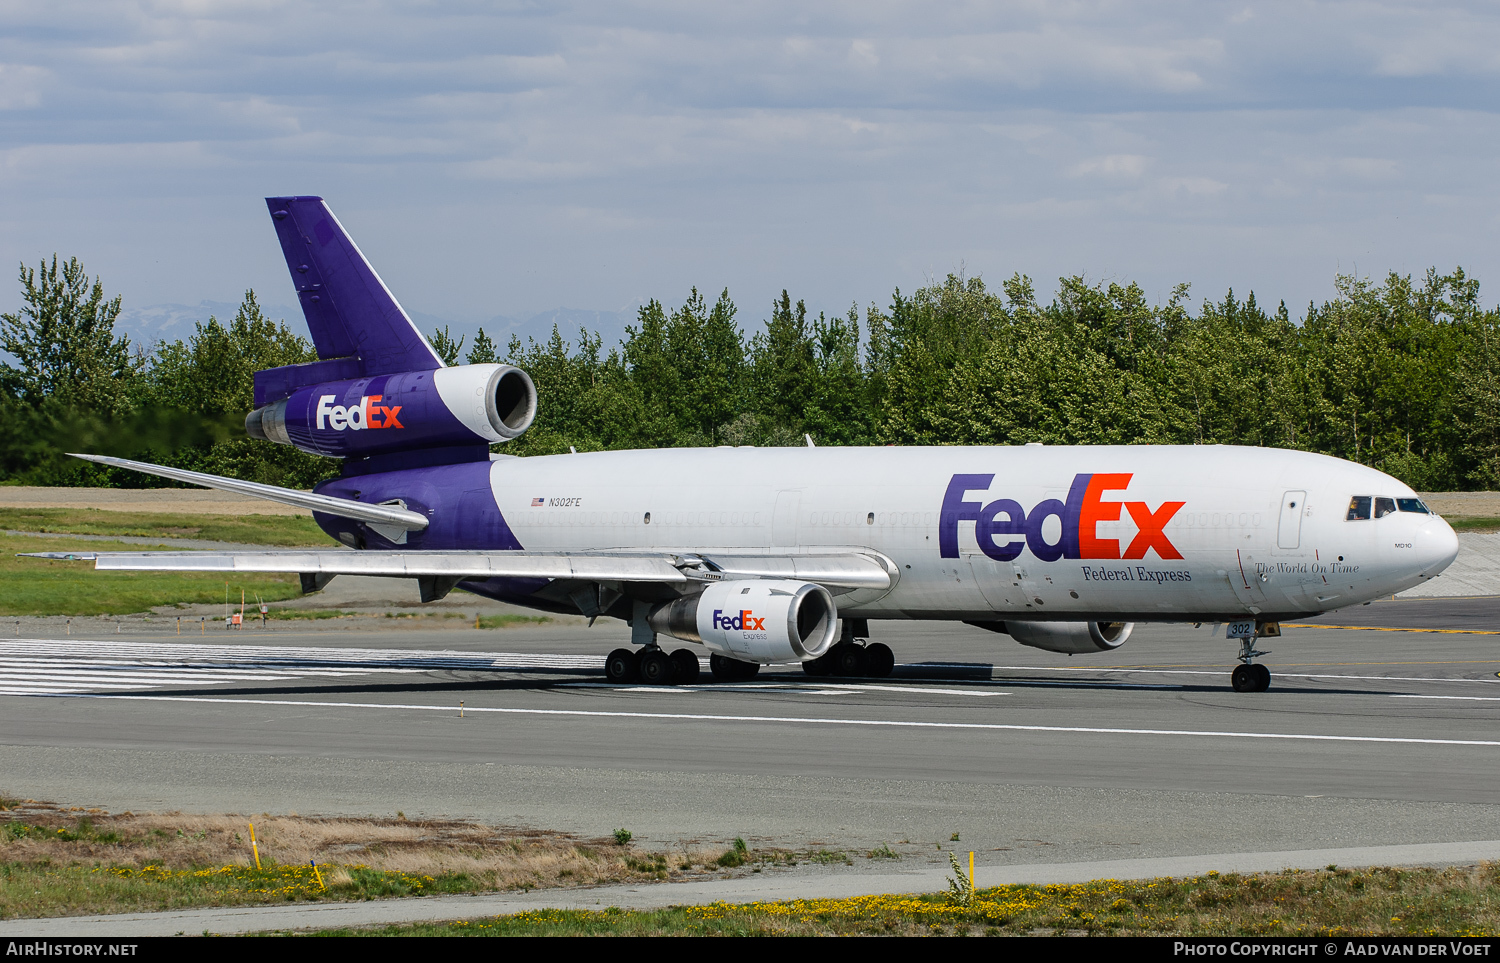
[67,694,1500,749]
[0,638,605,696]
[1391,695,1500,702]
[561,681,1000,697]
[983,664,1500,686]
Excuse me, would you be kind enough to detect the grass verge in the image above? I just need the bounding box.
[0,798,752,920]
[0,507,331,547]
[0,534,301,616]
[1445,516,1500,533]
[311,865,1500,937]
[263,610,551,628]
[10,796,1496,936]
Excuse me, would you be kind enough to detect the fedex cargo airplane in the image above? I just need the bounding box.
[44,197,1460,693]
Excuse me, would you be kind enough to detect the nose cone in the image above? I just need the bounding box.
[1419,515,1460,577]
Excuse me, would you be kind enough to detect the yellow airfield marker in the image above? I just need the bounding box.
[1284,623,1500,636]
[248,821,262,870]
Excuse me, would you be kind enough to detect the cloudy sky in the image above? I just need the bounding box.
[2,0,1498,334]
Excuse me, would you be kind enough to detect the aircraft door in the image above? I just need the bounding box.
[1277,491,1307,549]
[964,554,1018,611]
[772,491,801,547]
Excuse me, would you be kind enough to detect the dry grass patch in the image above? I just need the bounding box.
[0,796,736,920]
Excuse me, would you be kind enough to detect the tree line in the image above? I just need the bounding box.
[2,255,1497,492]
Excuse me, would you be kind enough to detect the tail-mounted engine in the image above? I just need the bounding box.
[1005,620,1133,655]
[648,579,839,665]
[245,363,536,458]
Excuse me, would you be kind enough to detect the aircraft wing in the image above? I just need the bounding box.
[21,549,896,591]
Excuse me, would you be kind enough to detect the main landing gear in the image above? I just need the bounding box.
[605,646,766,684]
[605,646,703,686]
[1228,621,1280,693]
[801,619,895,679]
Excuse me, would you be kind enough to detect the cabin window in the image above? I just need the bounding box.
[1397,498,1431,514]
[1374,497,1397,519]
[1346,496,1371,521]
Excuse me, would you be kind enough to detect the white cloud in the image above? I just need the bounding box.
[0,2,1497,322]
[0,64,49,109]
[1071,154,1149,178]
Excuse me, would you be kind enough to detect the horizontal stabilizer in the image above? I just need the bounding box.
[68,453,429,532]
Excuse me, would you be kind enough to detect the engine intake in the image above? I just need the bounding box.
[648,579,838,665]
[1005,620,1133,655]
[246,363,536,458]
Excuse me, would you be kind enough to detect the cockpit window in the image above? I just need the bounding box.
[1374,497,1397,519]
[1346,496,1371,521]
[1397,498,1431,514]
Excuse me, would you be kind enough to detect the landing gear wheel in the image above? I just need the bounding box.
[670,649,701,684]
[801,653,833,676]
[605,648,639,684]
[864,642,895,678]
[710,653,760,681]
[638,649,675,686]
[1232,663,1273,693]
[834,643,868,677]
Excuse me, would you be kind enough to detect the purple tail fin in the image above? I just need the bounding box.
[258,196,443,404]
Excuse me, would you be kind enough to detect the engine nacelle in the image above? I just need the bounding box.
[246,363,536,458]
[1006,621,1133,655]
[648,579,838,665]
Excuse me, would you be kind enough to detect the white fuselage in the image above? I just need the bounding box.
[487,444,1459,622]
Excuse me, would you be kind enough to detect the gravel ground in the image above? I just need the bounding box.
[0,486,310,515]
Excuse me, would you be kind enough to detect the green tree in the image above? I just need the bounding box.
[132,291,329,488]
[465,327,498,365]
[0,255,135,415]
[430,326,465,366]
[147,290,314,416]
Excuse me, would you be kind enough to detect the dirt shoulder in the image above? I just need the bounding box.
[0,487,309,516]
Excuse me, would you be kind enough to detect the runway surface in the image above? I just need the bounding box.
[4,598,1500,876]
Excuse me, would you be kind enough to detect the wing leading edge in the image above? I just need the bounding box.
[22,550,895,591]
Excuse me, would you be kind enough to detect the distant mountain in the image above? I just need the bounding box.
[114,300,307,350]
[474,306,645,353]
[395,306,647,359]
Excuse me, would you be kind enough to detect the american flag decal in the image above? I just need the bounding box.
[531,497,545,507]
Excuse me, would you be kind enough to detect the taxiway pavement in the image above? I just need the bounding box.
[3,600,1500,873]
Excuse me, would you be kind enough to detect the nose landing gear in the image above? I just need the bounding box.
[1231,661,1271,693]
[1227,621,1279,692]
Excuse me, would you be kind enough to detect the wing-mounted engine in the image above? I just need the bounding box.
[245,363,537,458]
[981,620,1133,655]
[647,579,839,665]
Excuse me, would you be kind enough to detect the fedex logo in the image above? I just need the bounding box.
[939,473,1184,562]
[315,394,404,431]
[712,609,765,631]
